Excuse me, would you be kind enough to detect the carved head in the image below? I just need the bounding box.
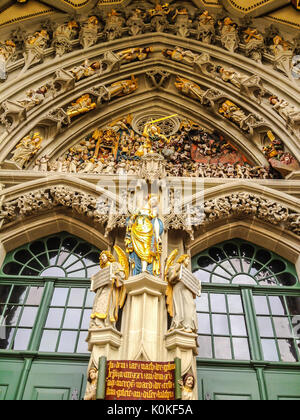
[99,250,115,268]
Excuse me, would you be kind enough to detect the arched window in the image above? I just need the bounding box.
[192,239,300,364]
[0,233,100,354]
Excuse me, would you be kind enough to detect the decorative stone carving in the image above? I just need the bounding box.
[0,100,26,132]
[243,28,265,62]
[66,94,97,118]
[9,132,43,168]
[146,69,171,89]
[83,367,98,400]
[0,40,16,81]
[52,21,79,57]
[269,96,300,134]
[103,9,125,41]
[139,152,166,183]
[127,8,146,36]
[90,246,128,330]
[193,11,215,43]
[178,372,196,400]
[172,7,192,38]
[116,47,153,64]
[219,100,262,134]
[162,47,213,76]
[175,76,221,107]
[148,3,171,33]
[79,16,101,49]
[165,251,200,333]
[269,35,294,77]
[218,17,239,53]
[23,29,50,71]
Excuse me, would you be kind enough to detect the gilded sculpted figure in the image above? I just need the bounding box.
[0,40,16,62]
[66,94,96,118]
[219,100,247,127]
[142,118,170,153]
[195,10,215,43]
[26,29,49,49]
[108,75,138,98]
[90,246,128,328]
[125,194,164,276]
[175,76,205,101]
[165,250,199,333]
[116,47,153,63]
[10,132,43,168]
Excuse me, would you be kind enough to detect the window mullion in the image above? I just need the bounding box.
[241,288,263,361]
[27,280,55,352]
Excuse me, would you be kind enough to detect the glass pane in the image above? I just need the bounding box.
[196,293,209,312]
[197,313,211,334]
[278,339,297,362]
[219,261,235,276]
[227,295,243,314]
[197,256,215,270]
[63,309,82,329]
[14,250,32,264]
[9,286,27,304]
[269,296,286,315]
[254,296,270,315]
[50,288,68,306]
[12,328,31,350]
[233,338,250,360]
[19,307,38,327]
[232,274,256,285]
[261,339,279,362]
[257,317,274,337]
[286,297,300,315]
[268,260,286,274]
[213,266,231,279]
[27,259,43,272]
[3,262,23,275]
[84,252,100,265]
[57,331,77,353]
[65,262,84,272]
[210,294,226,313]
[212,314,229,335]
[209,248,226,262]
[39,330,59,352]
[25,287,44,305]
[273,317,292,338]
[45,308,64,329]
[198,335,212,358]
[241,258,251,273]
[255,250,271,265]
[68,289,85,307]
[61,237,77,252]
[211,275,229,284]
[292,316,300,339]
[230,316,247,336]
[214,337,232,359]
[3,306,22,326]
[47,237,61,250]
[194,269,211,283]
[0,327,15,350]
[223,243,239,258]
[81,309,92,330]
[68,270,86,278]
[0,285,11,304]
[240,244,255,259]
[74,243,91,257]
[76,331,89,354]
[40,267,66,278]
[277,273,297,287]
[30,241,45,255]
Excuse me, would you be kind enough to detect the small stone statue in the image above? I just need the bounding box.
[165,250,200,333]
[10,132,43,168]
[84,367,98,400]
[178,372,195,400]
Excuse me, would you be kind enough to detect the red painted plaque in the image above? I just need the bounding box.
[105,360,175,400]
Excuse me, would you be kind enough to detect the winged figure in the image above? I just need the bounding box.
[164,249,198,333]
[90,245,129,329]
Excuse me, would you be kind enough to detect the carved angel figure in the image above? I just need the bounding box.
[165,250,200,333]
[90,246,129,329]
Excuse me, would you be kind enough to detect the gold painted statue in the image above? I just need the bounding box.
[125,194,164,276]
[142,117,172,153]
[90,246,129,328]
[117,47,153,63]
[10,132,43,168]
[66,94,96,118]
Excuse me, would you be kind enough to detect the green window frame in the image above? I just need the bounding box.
[0,233,100,355]
[192,239,300,365]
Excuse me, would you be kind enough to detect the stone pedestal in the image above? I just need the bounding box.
[87,327,122,368]
[119,272,168,361]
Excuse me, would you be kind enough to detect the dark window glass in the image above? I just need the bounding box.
[240,244,254,259]
[14,250,32,264]
[0,285,12,304]
[286,297,300,315]
[255,250,271,265]
[3,262,22,275]
[223,243,238,258]
[73,244,91,257]
[268,260,286,274]
[209,248,226,262]
[61,237,77,252]
[9,286,27,304]
[47,237,61,250]
[21,266,39,276]
[197,256,215,270]
[84,252,100,265]
[277,273,297,287]
[29,241,45,255]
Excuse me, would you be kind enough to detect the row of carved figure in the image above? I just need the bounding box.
[1,186,299,237]
[0,6,299,81]
[8,111,298,177]
[1,44,300,139]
